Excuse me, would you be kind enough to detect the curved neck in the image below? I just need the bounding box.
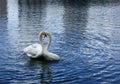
[38,32,52,51]
[46,33,52,50]
[39,32,44,50]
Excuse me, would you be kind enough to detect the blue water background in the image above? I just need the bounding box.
[0,0,120,84]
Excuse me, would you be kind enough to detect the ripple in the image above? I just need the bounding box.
[0,0,120,84]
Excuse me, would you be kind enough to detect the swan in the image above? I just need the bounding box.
[23,31,60,61]
[23,31,46,58]
[42,32,60,61]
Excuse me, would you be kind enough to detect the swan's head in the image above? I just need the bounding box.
[39,31,52,50]
[39,31,47,38]
[43,32,52,42]
[39,31,51,38]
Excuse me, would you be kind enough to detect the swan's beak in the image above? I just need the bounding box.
[43,33,47,38]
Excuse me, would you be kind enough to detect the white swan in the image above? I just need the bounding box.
[23,31,60,61]
[42,32,60,61]
[23,31,46,58]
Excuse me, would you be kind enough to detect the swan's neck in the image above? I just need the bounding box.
[46,33,52,50]
[39,32,52,51]
[39,32,45,50]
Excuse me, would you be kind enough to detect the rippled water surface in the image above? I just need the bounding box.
[0,0,120,84]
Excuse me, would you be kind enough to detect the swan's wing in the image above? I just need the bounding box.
[44,51,60,61]
[26,52,37,58]
[23,44,43,58]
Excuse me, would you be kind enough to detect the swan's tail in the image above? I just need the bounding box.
[44,52,60,61]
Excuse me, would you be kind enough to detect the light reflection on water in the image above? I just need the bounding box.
[0,0,120,84]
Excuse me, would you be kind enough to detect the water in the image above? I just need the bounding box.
[0,0,120,84]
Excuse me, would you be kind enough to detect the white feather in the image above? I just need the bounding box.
[23,31,60,61]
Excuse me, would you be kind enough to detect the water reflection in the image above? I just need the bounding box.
[0,0,7,54]
[0,0,7,19]
[0,0,120,83]
[42,0,65,33]
[64,0,88,6]
[19,0,46,5]
[7,0,19,50]
[0,0,7,30]
[40,62,52,84]
[88,0,120,6]
[63,0,88,34]
[18,0,46,42]
[62,0,89,56]
[86,1,120,58]
[27,59,52,84]
[0,0,7,26]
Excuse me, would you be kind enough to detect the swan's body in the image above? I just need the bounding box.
[23,31,60,61]
[23,43,42,58]
[43,49,60,61]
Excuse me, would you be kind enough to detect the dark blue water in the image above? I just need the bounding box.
[0,0,120,84]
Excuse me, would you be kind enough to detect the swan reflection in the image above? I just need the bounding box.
[40,62,52,84]
[27,59,52,84]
